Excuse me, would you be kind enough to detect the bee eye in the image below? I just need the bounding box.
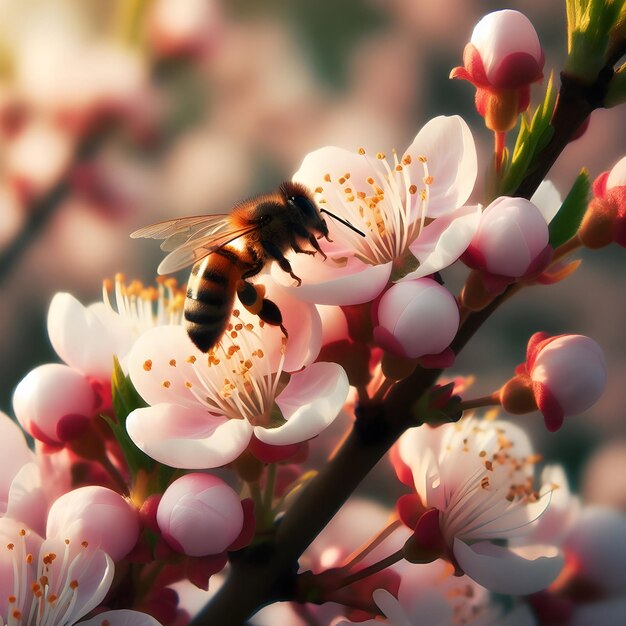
[289,195,318,217]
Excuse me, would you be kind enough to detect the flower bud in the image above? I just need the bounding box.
[46,485,140,561]
[581,156,626,248]
[13,363,95,445]
[373,279,459,359]
[463,196,551,281]
[157,473,244,556]
[526,333,607,432]
[451,10,544,133]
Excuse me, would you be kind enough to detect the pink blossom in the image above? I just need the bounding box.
[13,363,96,445]
[581,155,626,248]
[272,116,479,305]
[80,610,164,626]
[394,418,563,594]
[333,560,536,626]
[0,518,115,626]
[373,279,459,359]
[524,332,607,432]
[126,318,348,469]
[46,486,140,561]
[463,196,552,284]
[564,506,626,596]
[157,474,243,556]
[451,10,544,133]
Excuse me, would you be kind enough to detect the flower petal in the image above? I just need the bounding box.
[404,116,477,218]
[453,538,563,594]
[48,293,132,380]
[271,255,392,305]
[127,403,252,468]
[405,205,481,279]
[256,362,349,445]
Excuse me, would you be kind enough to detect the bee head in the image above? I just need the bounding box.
[281,181,330,239]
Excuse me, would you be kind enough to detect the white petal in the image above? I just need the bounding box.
[256,362,349,445]
[6,463,47,536]
[405,205,481,279]
[128,325,205,409]
[126,404,252,468]
[47,293,132,380]
[404,116,477,218]
[453,539,563,594]
[272,256,392,305]
[0,411,34,502]
[372,588,411,626]
[294,145,383,206]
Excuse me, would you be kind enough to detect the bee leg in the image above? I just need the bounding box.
[258,298,288,338]
[308,234,328,261]
[263,241,303,286]
[291,240,317,256]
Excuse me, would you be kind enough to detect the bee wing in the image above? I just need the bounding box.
[156,222,261,275]
[130,215,232,251]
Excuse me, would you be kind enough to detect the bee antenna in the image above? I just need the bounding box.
[320,209,366,237]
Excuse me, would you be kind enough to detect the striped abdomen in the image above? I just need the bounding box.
[184,251,239,352]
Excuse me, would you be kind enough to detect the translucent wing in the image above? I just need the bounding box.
[130,214,232,251]
[131,214,260,275]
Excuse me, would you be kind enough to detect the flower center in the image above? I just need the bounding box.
[103,273,185,334]
[152,312,286,426]
[314,148,432,265]
[2,529,90,626]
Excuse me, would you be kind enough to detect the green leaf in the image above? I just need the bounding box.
[549,169,590,248]
[500,74,557,196]
[107,356,155,477]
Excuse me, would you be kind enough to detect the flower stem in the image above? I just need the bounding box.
[457,392,501,412]
[340,518,403,571]
[335,548,404,590]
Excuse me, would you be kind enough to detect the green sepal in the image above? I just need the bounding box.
[500,74,557,196]
[548,168,590,248]
[411,384,462,427]
[105,356,155,478]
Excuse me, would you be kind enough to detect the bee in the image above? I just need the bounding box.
[131,181,364,352]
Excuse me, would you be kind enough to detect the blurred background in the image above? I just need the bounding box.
[0,0,624,506]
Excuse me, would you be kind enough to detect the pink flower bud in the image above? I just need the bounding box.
[526,333,607,432]
[46,486,140,561]
[451,11,544,134]
[588,156,626,247]
[463,196,551,281]
[470,10,543,89]
[12,363,95,445]
[373,279,459,359]
[157,474,244,557]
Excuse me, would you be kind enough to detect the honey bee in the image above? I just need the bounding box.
[131,181,364,352]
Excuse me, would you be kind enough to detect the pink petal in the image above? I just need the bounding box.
[6,463,47,537]
[294,145,383,206]
[48,293,132,380]
[0,411,34,503]
[404,116,477,218]
[531,181,562,224]
[126,404,252,468]
[271,255,392,305]
[128,325,207,409]
[405,205,481,279]
[453,539,563,594]
[257,362,349,445]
